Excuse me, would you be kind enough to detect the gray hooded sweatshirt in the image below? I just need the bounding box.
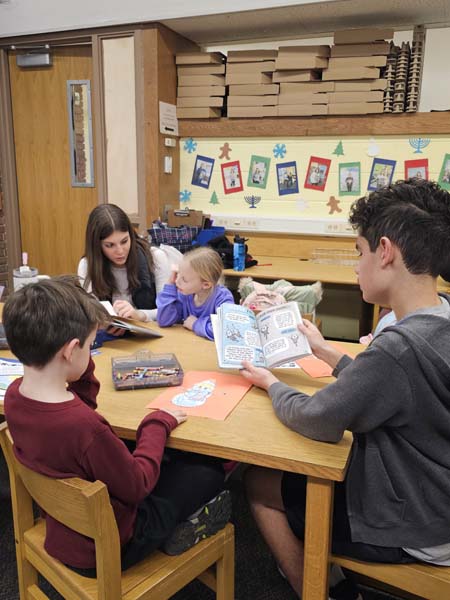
[269,295,450,548]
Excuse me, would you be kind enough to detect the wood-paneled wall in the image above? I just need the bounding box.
[140,25,198,226]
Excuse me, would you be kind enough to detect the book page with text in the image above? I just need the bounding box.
[213,303,266,368]
[256,302,311,368]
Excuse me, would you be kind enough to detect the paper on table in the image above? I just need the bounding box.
[147,371,251,420]
[297,342,356,378]
[296,355,334,378]
[0,358,24,376]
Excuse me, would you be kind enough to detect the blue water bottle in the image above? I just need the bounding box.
[233,234,246,271]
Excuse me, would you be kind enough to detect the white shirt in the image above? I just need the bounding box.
[77,247,171,321]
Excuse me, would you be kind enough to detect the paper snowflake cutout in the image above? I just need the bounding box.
[179,189,192,204]
[273,143,287,159]
[183,137,197,153]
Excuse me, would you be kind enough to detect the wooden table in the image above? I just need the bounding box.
[224,255,450,334]
[1,326,357,600]
[224,255,359,287]
[224,255,371,336]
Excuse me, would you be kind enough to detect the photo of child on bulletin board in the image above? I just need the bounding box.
[247,155,271,189]
[368,158,396,191]
[191,155,214,189]
[438,153,450,191]
[338,162,361,196]
[276,161,299,195]
[404,158,429,181]
[304,156,331,192]
[221,160,243,194]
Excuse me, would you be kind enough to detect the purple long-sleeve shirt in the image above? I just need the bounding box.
[157,283,234,340]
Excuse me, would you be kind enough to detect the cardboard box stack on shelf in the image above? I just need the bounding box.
[176,51,226,118]
[225,49,279,118]
[275,45,330,116]
[383,43,398,113]
[406,25,425,113]
[323,28,393,114]
[392,41,410,113]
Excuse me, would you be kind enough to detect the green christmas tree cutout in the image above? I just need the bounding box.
[209,191,220,205]
[333,141,344,156]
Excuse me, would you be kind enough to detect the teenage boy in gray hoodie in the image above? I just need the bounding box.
[241,179,450,600]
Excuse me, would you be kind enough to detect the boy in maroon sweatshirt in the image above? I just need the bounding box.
[3,277,229,572]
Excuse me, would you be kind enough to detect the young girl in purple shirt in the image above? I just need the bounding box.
[157,246,233,340]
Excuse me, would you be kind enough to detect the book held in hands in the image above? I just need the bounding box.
[211,302,311,369]
[100,301,163,338]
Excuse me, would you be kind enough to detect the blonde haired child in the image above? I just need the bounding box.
[157,246,233,340]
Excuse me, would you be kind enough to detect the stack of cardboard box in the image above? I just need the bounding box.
[275,46,330,116]
[323,28,393,115]
[225,49,279,118]
[392,42,410,113]
[383,43,398,113]
[406,25,425,113]
[176,51,226,118]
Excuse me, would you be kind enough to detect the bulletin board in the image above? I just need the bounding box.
[179,134,450,234]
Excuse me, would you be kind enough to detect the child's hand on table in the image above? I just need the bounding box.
[183,316,197,331]
[160,408,187,425]
[240,361,279,391]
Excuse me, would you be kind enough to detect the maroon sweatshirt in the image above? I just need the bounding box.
[4,358,178,568]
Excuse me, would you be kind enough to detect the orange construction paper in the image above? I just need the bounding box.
[297,342,356,378]
[147,371,252,420]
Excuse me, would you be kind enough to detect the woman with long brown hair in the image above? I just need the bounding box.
[78,204,170,321]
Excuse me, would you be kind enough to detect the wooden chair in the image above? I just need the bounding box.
[332,553,450,600]
[0,423,234,600]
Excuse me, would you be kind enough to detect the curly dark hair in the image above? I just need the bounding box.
[349,179,450,277]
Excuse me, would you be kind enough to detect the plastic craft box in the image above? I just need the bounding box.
[111,351,183,391]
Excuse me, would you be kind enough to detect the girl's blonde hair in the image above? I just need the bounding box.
[184,246,223,285]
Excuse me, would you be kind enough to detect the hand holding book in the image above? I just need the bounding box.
[299,318,345,370]
[212,301,311,369]
[239,360,280,390]
[100,301,163,338]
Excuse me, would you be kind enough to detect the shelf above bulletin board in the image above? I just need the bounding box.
[179,112,450,138]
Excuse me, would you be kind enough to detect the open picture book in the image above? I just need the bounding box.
[100,301,163,338]
[211,301,311,369]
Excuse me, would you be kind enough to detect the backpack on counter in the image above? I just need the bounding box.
[207,235,258,269]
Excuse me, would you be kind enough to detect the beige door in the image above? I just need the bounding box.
[9,46,97,275]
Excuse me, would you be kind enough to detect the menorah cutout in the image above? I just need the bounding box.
[244,195,261,209]
[409,138,430,154]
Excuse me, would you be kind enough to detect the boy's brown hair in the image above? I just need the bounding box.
[3,276,108,367]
